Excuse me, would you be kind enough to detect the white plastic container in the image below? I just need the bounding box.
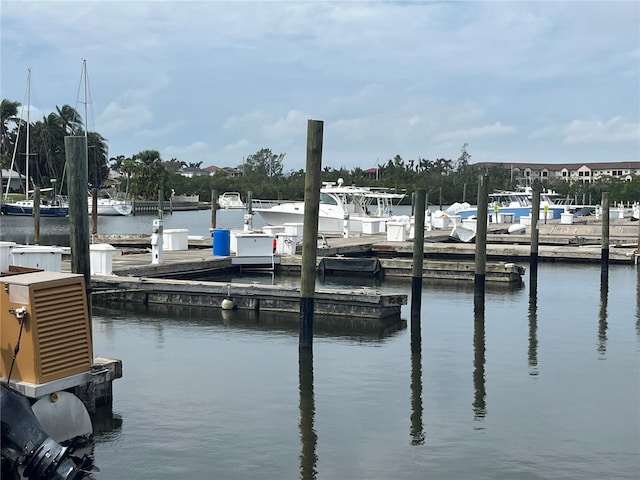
[520,215,532,226]
[276,234,298,255]
[90,243,116,275]
[386,221,407,242]
[235,233,274,256]
[0,241,17,273]
[11,246,64,272]
[163,229,189,251]
[560,212,574,225]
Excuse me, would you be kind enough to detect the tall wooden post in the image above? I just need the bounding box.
[91,188,98,235]
[157,189,164,219]
[65,136,91,313]
[474,175,488,313]
[299,120,323,350]
[210,190,217,230]
[601,192,610,285]
[411,189,426,335]
[33,187,40,245]
[530,187,541,294]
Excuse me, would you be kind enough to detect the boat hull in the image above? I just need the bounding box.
[1,203,68,217]
[89,199,132,216]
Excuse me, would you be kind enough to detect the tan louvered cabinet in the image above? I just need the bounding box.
[0,271,93,384]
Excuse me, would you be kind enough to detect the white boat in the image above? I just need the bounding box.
[88,191,132,216]
[253,178,405,235]
[455,187,565,220]
[217,192,245,209]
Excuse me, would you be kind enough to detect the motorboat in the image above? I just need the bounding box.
[454,187,566,220]
[252,178,405,235]
[88,190,132,216]
[218,192,245,209]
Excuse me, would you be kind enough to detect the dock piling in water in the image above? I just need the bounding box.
[474,175,488,313]
[530,187,540,291]
[601,192,610,284]
[299,119,323,350]
[411,189,426,329]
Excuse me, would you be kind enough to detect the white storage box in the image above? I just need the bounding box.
[386,221,407,242]
[362,218,385,235]
[11,246,64,272]
[284,223,304,239]
[431,215,450,229]
[0,241,17,273]
[163,229,189,251]
[520,215,532,226]
[235,233,274,257]
[90,243,116,275]
[276,234,298,255]
[560,213,574,225]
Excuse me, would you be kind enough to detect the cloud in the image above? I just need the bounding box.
[563,117,640,144]
[432,122,516,143]
[97,102,154,136]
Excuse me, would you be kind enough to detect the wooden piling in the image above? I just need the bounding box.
[33,187,40,245]
[210,190,217,230]
[299,120,323,350]
[91,188,98,235]
[530,187,540,291]
[411,189,426,331]
[474,175,488,313]
[601,192,610,283]
[65,136,91,319]
[157,189,164,219]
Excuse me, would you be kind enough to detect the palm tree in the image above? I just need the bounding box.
[1,99,22,194]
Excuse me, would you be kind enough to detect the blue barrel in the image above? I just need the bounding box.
[212,229,231,256]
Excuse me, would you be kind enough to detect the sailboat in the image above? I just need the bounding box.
[1,69,69,217]
[80,60,132,216]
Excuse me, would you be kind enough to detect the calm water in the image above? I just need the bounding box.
[89,264,639,480]
[2,210,639,479]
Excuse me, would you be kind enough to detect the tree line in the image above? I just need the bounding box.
[2,98,638,205]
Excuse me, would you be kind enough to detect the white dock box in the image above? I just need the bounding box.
[386,221,407,242]
[234,233,274,257]
[276,234,298,255]
[0,241,17,273]
[90,243,116,275]
[284,223,304,240]
[163,229,189,251]
[11,246,64,272]
[362,218,385,235]
[560,212,574,225]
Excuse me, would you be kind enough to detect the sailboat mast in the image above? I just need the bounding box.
[25,68,30,197]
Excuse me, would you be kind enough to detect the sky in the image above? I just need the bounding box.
[1,1,639,173]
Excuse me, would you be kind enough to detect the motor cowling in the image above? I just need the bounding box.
[1,384,93,480]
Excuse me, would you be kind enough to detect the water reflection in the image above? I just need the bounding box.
[528,293,538,376]
[410,337,425,445]
[473,312,486,422]
[93,303,406,343]
[91,405,123,442]
[636,265,640,340]
[299,349,317,480]
[598,280,608,358]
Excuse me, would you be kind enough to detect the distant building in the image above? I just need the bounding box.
[473,161,640,185]
[178,166,209,178]
[1,169,23,193]
[203,165,243,178]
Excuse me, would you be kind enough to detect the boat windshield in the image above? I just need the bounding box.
[320,193,339,205]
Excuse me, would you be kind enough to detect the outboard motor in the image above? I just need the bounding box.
[1,384,94,480]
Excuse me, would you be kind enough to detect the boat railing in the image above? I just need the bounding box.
[251,198,296,209]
